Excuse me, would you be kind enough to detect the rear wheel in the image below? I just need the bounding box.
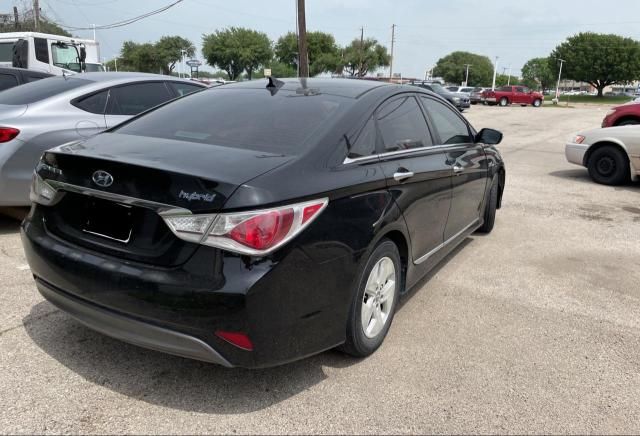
[499,97,509,106]
[533,99,542,107]
[616,119,640,126]
[587,146,630,185]
[341,239,401,357]
[477,178,498,233]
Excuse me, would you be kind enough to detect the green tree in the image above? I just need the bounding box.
[342,38,390,77]
[549,32,640,97]
[432,51,494,86]
[494,74,521,87]
[117,41,162,73]
[0,16,71,36]
[202,27,273,80]
[275,31,340,76]
[155,36,195,75]
[521,57,555,91]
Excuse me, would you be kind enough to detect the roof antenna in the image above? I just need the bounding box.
[266,76,284,95]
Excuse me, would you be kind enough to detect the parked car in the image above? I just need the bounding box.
[601,102,640,127]
[482,86,544,107]
[410,81,471,111]
[22,78,506,368]
[470,87,487,105]
[565,125,640,185]
[446,86,474,95]
[0,66,52,91]
[0,72,206,206]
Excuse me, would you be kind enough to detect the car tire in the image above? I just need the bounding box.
[616,119,640,126]
[499,97,509,106]
[477,178,498,233]
[340,239,401,358]
[533,99,542,107]
[587,146,630,185]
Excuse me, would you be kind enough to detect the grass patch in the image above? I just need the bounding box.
[543,95,633,105]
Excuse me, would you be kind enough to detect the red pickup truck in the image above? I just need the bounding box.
[482,86,544,107]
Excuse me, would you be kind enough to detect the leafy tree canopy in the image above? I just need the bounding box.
[521,57,555,91]
[342,38,390,77]
[202,27,272,80]
[549,32,640,97]
[274,31,340,76]
[433,51,494,87]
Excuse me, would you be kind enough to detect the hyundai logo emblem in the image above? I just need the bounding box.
[92,170,113,187]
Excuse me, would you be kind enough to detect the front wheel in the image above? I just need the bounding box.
[533,99,542,107]
[341,239,401,358]
[499,97,509,106]
[587,146,630,185]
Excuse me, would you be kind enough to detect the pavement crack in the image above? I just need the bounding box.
[0,309,60,338]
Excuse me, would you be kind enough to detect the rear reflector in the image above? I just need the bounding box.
[0,127,19,143]
[215,330,253,351]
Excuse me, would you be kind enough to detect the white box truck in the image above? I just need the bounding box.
[0,32,103,75]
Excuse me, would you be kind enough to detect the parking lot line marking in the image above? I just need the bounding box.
[16,264,30,271]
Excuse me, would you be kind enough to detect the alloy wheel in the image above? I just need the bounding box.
[361,257,396,339]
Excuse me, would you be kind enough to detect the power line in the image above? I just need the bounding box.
[57,0,184,30]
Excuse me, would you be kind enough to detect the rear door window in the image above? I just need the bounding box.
[348,118,378,159]
[0,73,19,92]
[421,97,472,145]
[376,96,432,152]
[106,82,173,116]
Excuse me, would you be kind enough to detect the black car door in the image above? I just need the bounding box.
[419,96,489,240]
[375,94,452,263]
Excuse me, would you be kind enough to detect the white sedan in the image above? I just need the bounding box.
[565,126,640,185]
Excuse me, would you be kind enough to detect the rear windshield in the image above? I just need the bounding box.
[115,87,352,155]
[0,76,89,105]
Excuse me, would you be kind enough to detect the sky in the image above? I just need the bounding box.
[25,0,640,79]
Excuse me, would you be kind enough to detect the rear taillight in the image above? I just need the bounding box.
[0,127,19,143]
[162,198,328,256]
[215,330,253,351]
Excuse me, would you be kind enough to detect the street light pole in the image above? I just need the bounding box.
[507,66,512,86]
[463,64,472,86]
[554,58,566,103]
[491,56,499,91]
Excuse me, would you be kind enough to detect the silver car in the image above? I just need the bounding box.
[565,125,640,185]
[0,72,206,206]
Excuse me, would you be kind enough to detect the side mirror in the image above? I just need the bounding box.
[476,128,503,145]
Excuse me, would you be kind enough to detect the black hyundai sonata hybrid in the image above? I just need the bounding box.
[21,78,505,368]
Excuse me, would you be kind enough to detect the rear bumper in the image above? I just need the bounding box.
[36,278,232,366]
[565,143,589,166]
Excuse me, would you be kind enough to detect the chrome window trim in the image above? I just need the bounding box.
[414,219,480,265]
[46,180,192,215]
[343,142,474,165]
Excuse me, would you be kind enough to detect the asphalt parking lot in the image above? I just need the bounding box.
[1,103,639,434]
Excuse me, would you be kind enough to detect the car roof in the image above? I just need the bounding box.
[218,77,391,99]
[77,72,195,83]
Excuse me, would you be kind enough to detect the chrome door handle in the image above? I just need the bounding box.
[453,165,464,174]
[393,171,414,182]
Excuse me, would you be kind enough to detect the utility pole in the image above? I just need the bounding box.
[554,58,566,103]
[491,56,499,91]
[296,0,309,77]
[13,6,19,29]
[91,24,96,41]
[33,0,40,31]
[463,64,472,86]
[389,24,396,82]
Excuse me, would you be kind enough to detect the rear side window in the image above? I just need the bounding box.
[348,118,377,159]
[106,82,172,116]
[376,96,432,152]
[0,73,19,92]
[498,86,512,92]
[168,82,204,97]
[34,38,49,64]
[0,42,13,62]
[73,90,109,114]
[421,97,471,145]
[116,88,351,155]
[0,77,89,105]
